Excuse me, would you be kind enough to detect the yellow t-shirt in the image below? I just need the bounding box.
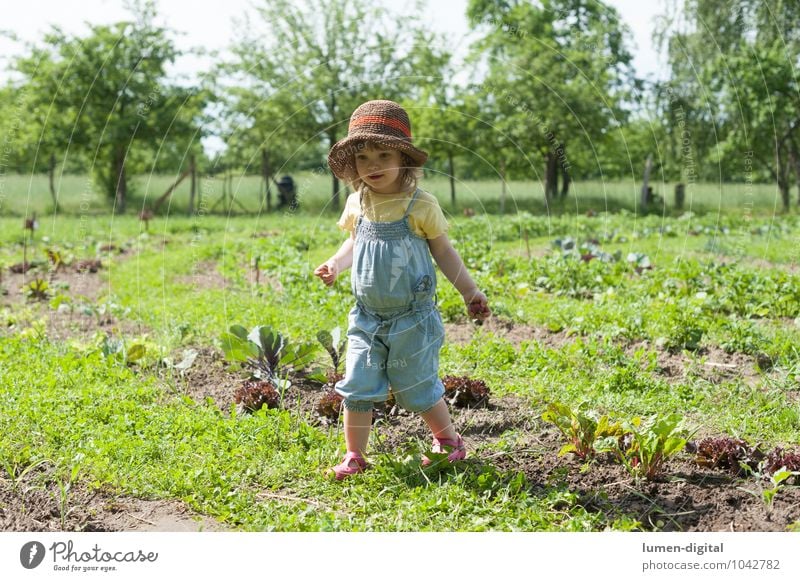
[336,187,449,239]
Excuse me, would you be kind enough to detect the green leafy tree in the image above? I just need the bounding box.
[656,0,800,210]
[466,0,637,203]
[220,0,449,210]
[5,0,210,213]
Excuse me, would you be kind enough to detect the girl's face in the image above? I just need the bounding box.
[354,145,404,194]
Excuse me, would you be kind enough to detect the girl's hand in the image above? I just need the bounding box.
[464,290,491,321]
[314,260,339,286]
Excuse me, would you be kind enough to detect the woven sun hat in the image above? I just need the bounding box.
[327,100,428,181]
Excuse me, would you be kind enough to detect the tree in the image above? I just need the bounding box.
[407,40,469,209]
[466,0,637,204]
[657,0,800,210]
[222,0,449,210]
[5,0,210,213]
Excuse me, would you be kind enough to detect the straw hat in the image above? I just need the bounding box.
[327,100,428,181]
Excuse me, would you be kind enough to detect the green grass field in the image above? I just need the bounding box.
[0,172,790,218]
[2,204,799,531]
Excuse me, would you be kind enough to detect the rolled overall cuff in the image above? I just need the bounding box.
[342,398,375,413]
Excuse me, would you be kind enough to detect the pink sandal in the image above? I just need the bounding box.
[421,434,467,467]
[328,451,369,480]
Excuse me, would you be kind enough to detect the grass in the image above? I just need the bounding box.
[0,172,792,218]
[0,335,635,531]
[2,207,799,530]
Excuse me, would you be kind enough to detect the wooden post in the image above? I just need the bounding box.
[641,154,653,210]
[188,155,196,215]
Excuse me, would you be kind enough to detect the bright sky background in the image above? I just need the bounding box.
[0,0,670,154]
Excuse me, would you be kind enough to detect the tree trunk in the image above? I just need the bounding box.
[544,152,558,201]
[262,148,272,212]
[557,143,570,199]
[789,144,800,206]
[113,147,127,213]
[48,152,58,212]
[329,129,340,210]
[329,90,341,210]
[188,155,196,215]
[779,178,790,212]
[448,150,456,209]
[641,154,653,211]
[675,183,685,210]
[777,147,790,212]
[499,157,506,215]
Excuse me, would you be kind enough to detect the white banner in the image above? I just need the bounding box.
[1,532,798,580]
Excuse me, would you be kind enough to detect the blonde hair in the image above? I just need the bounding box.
[346,140,424,195]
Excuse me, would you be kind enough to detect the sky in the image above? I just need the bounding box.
[0,0,670,154]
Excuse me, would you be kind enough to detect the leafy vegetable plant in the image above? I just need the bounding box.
[25,278,50,301]
[614,413,692,480]
[541,402,624,460]
[222,325,315,379]
[442,374,491,408]
[314,326,347,384]
[234,380,280,413]
[692,436,763,476]
[315,388,344,421]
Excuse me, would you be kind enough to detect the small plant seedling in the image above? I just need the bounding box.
[46,248,65,272]
[221,324,318,412]
[541,402,624,461]
[762,447,800,482]
[221,324,315,382]
[738,463,799,517]
[74,259,102,273]
[24,278,50,301]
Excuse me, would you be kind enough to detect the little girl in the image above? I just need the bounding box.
[314,100,491,480]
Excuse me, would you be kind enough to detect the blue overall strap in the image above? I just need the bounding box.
[403,188,421,218]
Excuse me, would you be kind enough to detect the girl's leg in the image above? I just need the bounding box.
[344,407,373,464]
[419,398,458,441]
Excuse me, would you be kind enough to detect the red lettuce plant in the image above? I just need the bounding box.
[234,380,280,413]
[693,437,763,476]
[442,375,490,408]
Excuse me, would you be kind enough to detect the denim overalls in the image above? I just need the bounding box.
[334,187,446,413]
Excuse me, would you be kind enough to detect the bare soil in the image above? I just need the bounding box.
[0,466,224,532]
[1,266,147,341]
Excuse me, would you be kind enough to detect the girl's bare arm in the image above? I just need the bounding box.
[428,234,491,319]
[314,230,355,286]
